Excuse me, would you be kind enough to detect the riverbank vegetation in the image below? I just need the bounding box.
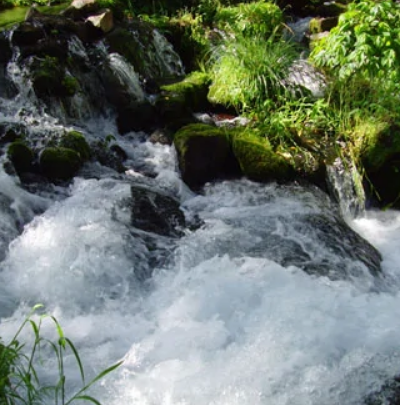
[0,305,121,405]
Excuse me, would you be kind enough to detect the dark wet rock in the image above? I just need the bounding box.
[149,129,172,145]
[31,56,79,98]
[12,23,45,47]
[364,377,400,405]
[0,124,26,145]
[130,186,186,237]
[174,123,241,189]
[116,101,157,134]
[0,32,12,64]
[90,141,127,173]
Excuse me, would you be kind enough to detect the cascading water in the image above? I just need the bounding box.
[1,17,400,405]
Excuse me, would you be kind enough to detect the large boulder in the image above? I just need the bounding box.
[174,123,241,188]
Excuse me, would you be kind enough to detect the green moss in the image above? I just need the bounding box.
[60,130,91,160]
[0,3,68,31]
[61,75,79,97]
[7,140,33,173]
[232,129,293,182]
[357,122,400,171]
[309,18,323,34]
[174,123,229,156]
[32,56,78,98]
[161,71,211,111]
[39,147,82,180]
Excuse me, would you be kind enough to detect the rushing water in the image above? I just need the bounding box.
[1,137,400,404]
[1,22,400,405]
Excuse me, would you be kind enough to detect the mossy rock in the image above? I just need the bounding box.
[32,57,78,98]
[105,25,151,77]
[232,130,293,182]
[357,122,400,207]
[60,131,91,160]
[160,71,211,112]
[7,141,34,173]
[174,123,240,188]
[39,147,82,180]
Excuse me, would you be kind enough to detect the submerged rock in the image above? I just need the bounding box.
[130,186,186,237]
[364,377,400,405]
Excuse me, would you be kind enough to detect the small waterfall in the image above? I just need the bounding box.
[326,157,366,218]
[108,53,146,102]
[152,29,185,77]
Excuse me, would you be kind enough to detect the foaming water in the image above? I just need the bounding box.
[1,170,400,404]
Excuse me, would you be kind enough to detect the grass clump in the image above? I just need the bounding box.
[0,305,122,405]
[208,32,298,112]
[215,0,283,38]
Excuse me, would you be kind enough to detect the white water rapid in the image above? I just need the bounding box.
[1,22,400,405]
[1,131,400,404]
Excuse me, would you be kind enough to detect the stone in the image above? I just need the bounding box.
[7,141,34,174]
[130,186,186,237]
[39,147,82,180]
[174,123,241,188]
[86,9,114,33]
[232,131,294,183]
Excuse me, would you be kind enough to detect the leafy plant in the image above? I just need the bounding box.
[0,305,122,405]
[310,0,400,85]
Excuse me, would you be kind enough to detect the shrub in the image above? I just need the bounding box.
[310,0,400,86]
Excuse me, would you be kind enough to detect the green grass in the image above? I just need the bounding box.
[208,32,299,112]
[0,2,68,30]
[0,305,122,405]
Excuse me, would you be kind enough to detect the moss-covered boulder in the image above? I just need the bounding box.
[358,122,400,207]
[7,141,34,174]
[105,24,153,78]
[39,147,82,180]
[174,123,240,188]
[232,130,293,182]
[31,56,79,98]
[159,71,211,113]
[60,130,91,160]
